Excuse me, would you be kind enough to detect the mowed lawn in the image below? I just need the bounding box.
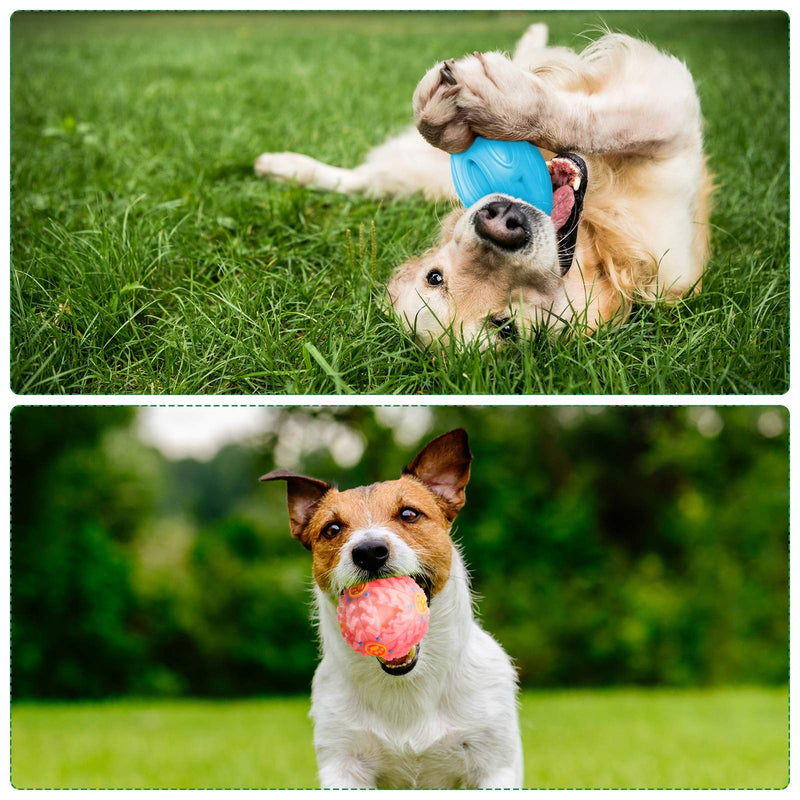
[11,12,788,394]
[11,687,788,789]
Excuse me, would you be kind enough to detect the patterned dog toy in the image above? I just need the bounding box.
[337,575,429,659]
[450,136,554,215]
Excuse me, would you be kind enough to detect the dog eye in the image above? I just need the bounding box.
[492,317,517,341]
[399,507,421,523]
[321,521,343,540]
[426,269,444,287]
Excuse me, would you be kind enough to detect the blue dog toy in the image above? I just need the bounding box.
[450,137,553,215]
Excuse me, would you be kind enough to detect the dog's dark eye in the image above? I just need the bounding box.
[321,521,343,540]
[426,269,444,287]
[493,317,517,341]
[399,507,421,523]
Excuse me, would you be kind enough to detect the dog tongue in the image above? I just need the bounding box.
[551,185,575,230]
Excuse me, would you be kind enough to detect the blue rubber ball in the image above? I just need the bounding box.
[450,137,553,215]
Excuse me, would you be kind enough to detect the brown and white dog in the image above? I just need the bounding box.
[256,23,711,347]
[260,429,523,789]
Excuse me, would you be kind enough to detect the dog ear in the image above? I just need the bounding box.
[403,428,472,520]
[436,207,466,245]
[259,469,332,550]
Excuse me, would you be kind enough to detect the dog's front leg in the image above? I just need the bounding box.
[317,765,376,789]
[476,769,523,790]
[315,741,378,789]
[469,736,524,789]
[414,39,701,159]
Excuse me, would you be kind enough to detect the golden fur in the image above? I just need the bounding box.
[256,24,712,346]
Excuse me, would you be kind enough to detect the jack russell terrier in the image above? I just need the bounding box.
[260,428,523,788]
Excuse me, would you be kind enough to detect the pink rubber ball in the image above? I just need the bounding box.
[337,575,429,659]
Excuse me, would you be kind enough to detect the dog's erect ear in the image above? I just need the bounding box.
[403,428,472,520]
[259,469,332,550]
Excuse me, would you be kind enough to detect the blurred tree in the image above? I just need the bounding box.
[11,407,157,697]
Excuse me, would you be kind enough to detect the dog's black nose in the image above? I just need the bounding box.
[474,200,531,250]
[352,539,390,573]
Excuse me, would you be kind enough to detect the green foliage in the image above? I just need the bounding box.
[141,516,317,695]
[10,406,788,698]
[451,407,790,687]
[10,688,788,788]
[10,11,789,394]
[11,407,150,697]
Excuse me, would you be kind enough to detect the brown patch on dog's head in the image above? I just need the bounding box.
[260,429,472,598]
[302,477,456,596]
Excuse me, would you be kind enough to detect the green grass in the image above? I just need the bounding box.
[11,687,787,789]
[11,11,788,394]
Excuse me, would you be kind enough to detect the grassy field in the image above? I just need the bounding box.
[11,687,788,789]
[11,11,788,394]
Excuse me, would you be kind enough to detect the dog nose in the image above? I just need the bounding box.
[352,539,390,573]
[474,200,530,249]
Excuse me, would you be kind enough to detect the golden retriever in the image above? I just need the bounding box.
[256,23,712,347]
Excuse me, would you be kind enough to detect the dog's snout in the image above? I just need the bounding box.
[352,539,390,573]
[474,200,530,250]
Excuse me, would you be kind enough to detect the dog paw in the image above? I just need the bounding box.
[413,51,535,152]
[412,59,475,152]
[254,151,318,184]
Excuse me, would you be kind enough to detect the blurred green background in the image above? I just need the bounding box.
[10,406,789,787]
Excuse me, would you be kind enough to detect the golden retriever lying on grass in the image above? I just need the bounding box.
[256,24,711,347]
